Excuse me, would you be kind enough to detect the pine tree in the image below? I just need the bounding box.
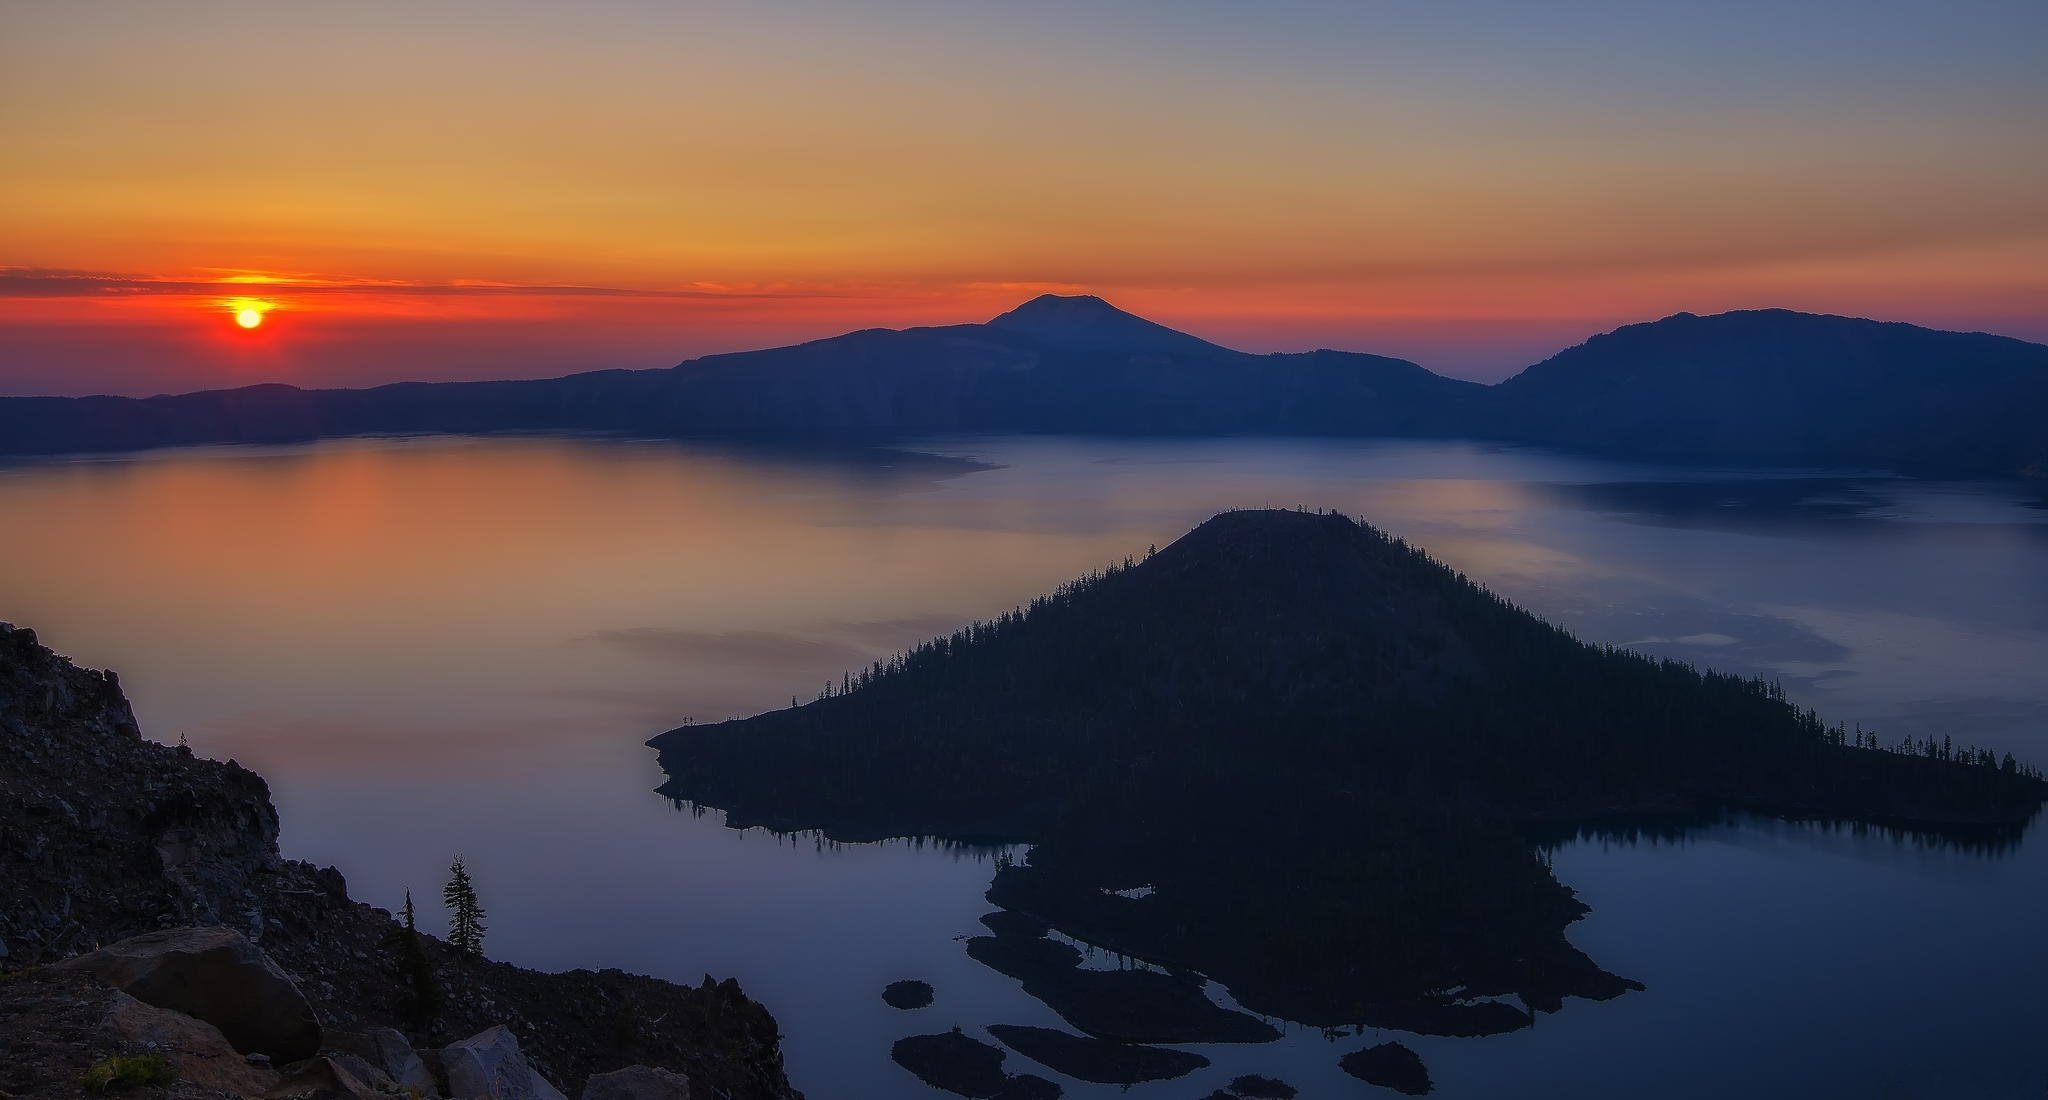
[443,857,487,957]
[381,889,443,1037]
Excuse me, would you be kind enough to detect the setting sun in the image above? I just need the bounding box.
[228,300,273,330]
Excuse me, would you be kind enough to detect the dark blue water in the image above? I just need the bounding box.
[3,435,2043,1097]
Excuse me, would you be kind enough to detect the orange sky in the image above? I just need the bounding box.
[4,1,2045,395]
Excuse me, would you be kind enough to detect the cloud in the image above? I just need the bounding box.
[820,614,971,648]
[581,627,873,667]
[0,267,845,301]
[1628,632,1741,647]
[183,710,582,778]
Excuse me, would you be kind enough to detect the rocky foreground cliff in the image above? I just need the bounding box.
[0,623,801,1099]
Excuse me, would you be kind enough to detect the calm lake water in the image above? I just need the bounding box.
[2,434,2044,1098]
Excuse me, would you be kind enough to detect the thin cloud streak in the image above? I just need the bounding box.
[0,268,854,302]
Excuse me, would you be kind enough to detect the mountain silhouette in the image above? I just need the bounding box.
[1495,309,2048,474]
[649,509,2044,1026]
[987,293,1232,355]
[2,297,2042,477]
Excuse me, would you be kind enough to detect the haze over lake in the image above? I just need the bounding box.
[4,434,2044,1098]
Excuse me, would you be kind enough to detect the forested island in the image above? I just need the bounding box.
[650,509,2047,1032]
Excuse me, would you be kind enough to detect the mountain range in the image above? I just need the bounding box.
[4,295,2044,477]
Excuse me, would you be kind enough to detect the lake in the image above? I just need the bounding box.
[2,434,2044,1098]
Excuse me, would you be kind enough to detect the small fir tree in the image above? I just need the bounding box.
[381,889,443,1037]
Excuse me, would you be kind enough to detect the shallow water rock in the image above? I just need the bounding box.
[1020,967,1278,1044]
[1359,997,1531,1038]
[978,910,1051,940]
[1225,1073,1297,1098]
[992,1073,1061,1100]
[882,979,934,1009]
[964,933,1085,983]
[54,925,320,1061]
[987,1023,1206,1084]
[582,1064,692,1100]
[1340,1041,1432,1095]
[440,1024,569,1100]
[891,1029,1010,1098]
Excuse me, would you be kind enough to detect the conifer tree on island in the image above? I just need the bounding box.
[443,856,487,957]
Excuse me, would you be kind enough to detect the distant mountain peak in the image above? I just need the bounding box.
[987,293,1229,355]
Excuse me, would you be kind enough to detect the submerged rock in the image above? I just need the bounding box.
[882,979,934,1009]
[53,926,320,1061]
[440,1024,570,1100]
[1340,1041,1433,1095]
[582,1064,693,1100]
[986,1023,1207,1084]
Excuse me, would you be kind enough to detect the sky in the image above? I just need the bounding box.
[3,0,2045,396]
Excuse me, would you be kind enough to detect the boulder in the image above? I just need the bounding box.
[55,926,321,1061]
[326,1027,438,1096]
[581,1065,692,1100]
[266,1055,397,1099]
[103,991,282,1095]
[439,1025,568,1100]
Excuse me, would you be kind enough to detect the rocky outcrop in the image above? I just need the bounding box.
[582,1065,693,1100]
[54,925,321,1061]
[0,625,279,962]
[0,623,801,1099]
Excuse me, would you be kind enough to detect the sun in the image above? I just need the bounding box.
[227,298,274,330]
